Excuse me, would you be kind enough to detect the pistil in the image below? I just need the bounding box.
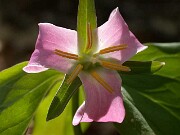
[98,44,127,55]
[90,71,114,93]
[67,64,83,84]
[54,49,79,60]
[100,60,130,72]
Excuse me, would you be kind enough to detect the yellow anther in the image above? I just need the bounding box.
[100,60,131,72]
[90,71,114,93]
[67,64,83,84]
[86,23,93,50]
[99,44,127,54]
[54,49,79,60]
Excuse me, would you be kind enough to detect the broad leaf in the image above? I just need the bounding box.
[77,0,97,53]
[116,43,180,135]
[0,62,63,135]
[47,75,82,121]
[114,88,155,135]
[33,81,75,135]
[132,43,180,80]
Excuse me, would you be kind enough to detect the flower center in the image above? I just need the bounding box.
[54,23,130,93]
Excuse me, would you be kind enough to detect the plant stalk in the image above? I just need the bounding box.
[72,90,83,135]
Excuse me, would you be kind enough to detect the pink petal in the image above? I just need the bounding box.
[73,68,125,125]
[23,64,48,73]
[24,23,78,73]
[96,8,147,63]
[73,101,86,126]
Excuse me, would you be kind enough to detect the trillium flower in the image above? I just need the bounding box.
[23,8,147,125]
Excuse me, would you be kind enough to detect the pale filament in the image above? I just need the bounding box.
[86,23,93,50]
[99,44,127,55]
[100,60,131,72]
[54,49,79,60]
[90,71,114,93]
[67,64,83,84]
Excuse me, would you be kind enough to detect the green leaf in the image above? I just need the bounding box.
[147,42,180,53]
[121,61,165,74]
[32,80,88,135]
[114,88,155,135]
[77,0,97,53]
[33,81,74,135]
[47,75,82,121]
[0,62,63,135]
[132,43,180,79]
[116,43,180,135]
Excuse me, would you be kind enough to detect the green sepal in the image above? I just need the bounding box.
[121,61,165,74]
[77,0,97,54]
[46,74,82,121]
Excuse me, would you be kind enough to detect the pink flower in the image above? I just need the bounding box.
[23,8,147,125]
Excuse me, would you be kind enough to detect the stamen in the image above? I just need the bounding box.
[67,64,83,84]
[54,49,79,60]
[100,60,131,72]
[90,71,113,93]
[99,44,127,54]
[86,23,93,50]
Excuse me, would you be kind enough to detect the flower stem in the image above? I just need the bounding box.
[72,90,83,135]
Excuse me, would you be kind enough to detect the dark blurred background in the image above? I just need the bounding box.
[0,0,180,70]
[0,0,179,134]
